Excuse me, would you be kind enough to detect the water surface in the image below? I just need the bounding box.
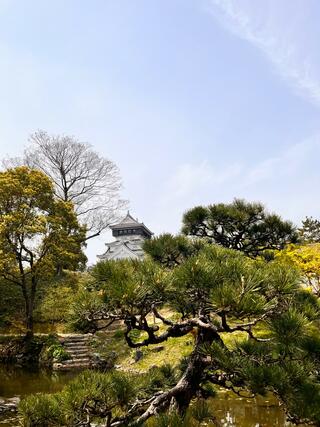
[0,365,76,426]
[0,366,308,427]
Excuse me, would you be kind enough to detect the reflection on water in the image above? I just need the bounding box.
[210,389,305,427]
[0,364,76,398]
[0,364,76,427]
[0,367,309,427]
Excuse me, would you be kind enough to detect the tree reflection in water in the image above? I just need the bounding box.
[210,389,308,427]
[0,368,311,427]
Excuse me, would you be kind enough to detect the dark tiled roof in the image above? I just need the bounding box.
[110,211,153,235]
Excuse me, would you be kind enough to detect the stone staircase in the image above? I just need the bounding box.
[53,334,93,371]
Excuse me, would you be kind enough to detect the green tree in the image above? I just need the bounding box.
[0,166,86,336]
[182,198,298,258]
[4,130,127,240]
[34,241,320,426]
[298,216,320,243]
[276,243,320,295]
[143,233,204,268]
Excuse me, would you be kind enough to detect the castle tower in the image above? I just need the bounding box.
[97,212,153,261]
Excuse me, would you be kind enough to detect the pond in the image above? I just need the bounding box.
[210,389,297,427]
[0,365,76,426]
[0,365,307,427]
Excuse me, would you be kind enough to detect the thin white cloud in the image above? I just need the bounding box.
[164,136,320,204]
[245,135,320,185]
[154,161,242,236]
[164,161,242,200]
[157,133,320,234]
[208,0,320,106]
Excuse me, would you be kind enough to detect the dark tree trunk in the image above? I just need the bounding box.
[21,278,37,338]
[56,264,63,276]
[130,323,224,426]
[171,324,222,413]
[21,283,33,338]
[25,300,34,338]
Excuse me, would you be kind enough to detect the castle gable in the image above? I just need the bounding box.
[97,212,152,261]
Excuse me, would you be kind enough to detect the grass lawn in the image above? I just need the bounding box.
[90,309,271,373]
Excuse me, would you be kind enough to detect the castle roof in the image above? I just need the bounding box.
[97,211,152,261]
[110,211,153,236]
[97,238,145,261]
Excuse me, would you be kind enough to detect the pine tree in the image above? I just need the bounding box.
[23,239,320,425]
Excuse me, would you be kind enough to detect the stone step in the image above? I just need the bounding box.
[67,355,91,359]
[66,353,90,358]
[60,337,89,343]
[65,343,89,347]
[63,343,89,347]
[60,359,91,365]
[54,334,94,371]
[60,334,91,338]
[65,349,89,354]
[69,356,91,361]
[58,363,92,369]
[64,345,89,350]
[67,350,91,356]
[53,363,91,370]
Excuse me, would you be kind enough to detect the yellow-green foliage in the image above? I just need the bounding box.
[0,167,86,277]
[0,166,86,332]
[277,243,320,293]
[0,276,24,328]
[35,272,84,324]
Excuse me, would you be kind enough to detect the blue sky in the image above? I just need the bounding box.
[0,0,320,262]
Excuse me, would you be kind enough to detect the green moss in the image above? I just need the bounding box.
[128,334,193,372]
[92,315,194,373]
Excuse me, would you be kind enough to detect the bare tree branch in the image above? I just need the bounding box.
[3,130,128,240]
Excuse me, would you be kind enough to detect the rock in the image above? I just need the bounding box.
[0,397,20,414]
[150,346,165,353]
[134,349,143,362]
[92,351,117,370]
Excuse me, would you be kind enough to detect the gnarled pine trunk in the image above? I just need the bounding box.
[130,324,223,426]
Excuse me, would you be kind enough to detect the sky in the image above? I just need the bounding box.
[0,0,320,263]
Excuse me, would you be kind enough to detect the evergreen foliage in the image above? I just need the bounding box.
[298,216,320,243]
[12,194,320,426]
[182,199,298,257]
[143,234,204,268]
[24,239,320,426]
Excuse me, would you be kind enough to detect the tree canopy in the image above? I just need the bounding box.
[298,216,320,243]
[3,130,127,240]
[0,166,86,335]
[143,233,204,268]
[277,243,320,295]
[25,239,320,425]
[182,198,298,258]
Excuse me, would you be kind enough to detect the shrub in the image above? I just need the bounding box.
[40,336,70,364]
[19,393,63,427]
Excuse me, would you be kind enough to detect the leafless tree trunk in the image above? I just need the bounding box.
[3,130,127,240]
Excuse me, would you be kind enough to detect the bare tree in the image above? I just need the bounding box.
[4,130,127,240]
